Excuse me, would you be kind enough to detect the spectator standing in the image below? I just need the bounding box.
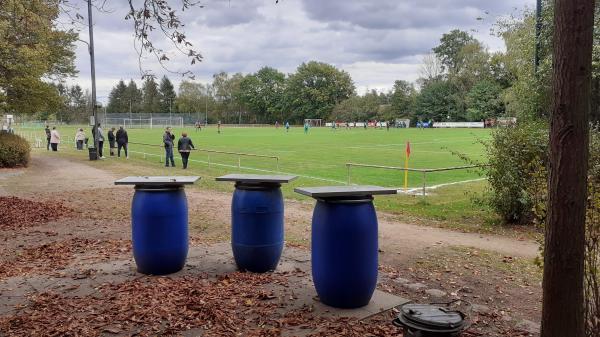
[96,123,105,158]
[217,120,222,134]
[50,127,60,151]
[108,127,116,156]
[75,128,85,150]
[177,132,195,169]
[45,125,51,150]
[116,126,129,158]
[163,127,176,167]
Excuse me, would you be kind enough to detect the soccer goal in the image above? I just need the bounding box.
[104,117,183,129]
[304,119,323,127]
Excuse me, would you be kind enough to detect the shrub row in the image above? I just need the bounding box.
[0,133,30,168]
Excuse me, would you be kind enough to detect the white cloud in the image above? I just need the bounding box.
[66,0,535,103]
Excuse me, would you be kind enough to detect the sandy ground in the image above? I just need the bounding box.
[0,155,538,260]
[0,154,543,336]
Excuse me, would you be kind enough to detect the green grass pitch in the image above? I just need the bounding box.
[42,125,490,188]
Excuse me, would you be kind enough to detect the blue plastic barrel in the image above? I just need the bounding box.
[312,196,378,308]
[131,186,189,275]
[231,182,284,272]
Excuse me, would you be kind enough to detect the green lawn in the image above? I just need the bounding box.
[21,125,505,232]
[28,125,490,188]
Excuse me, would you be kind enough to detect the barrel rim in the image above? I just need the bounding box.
[315,195,374,204]
[234,181,282,190]
[134,185,184,192]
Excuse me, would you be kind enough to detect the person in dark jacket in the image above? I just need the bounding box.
[115,126,129,158]
[163,127,175,167]
[108,127,116,156]
[177,132,195,169]
[45,125,51,150]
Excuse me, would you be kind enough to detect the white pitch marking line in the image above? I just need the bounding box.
[397,178,487,195]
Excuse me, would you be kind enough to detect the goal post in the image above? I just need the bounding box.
[103,117,183,129]
[304,119,323,127]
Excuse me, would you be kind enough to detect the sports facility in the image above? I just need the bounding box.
[25,125,489,189]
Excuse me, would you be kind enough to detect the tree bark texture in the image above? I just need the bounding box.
[542,0,595,336]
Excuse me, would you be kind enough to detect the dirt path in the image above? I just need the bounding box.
[1,155,538,260]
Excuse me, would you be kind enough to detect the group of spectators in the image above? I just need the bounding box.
[44,124,196,169]
[44,123,129,158]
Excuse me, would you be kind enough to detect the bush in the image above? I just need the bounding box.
[483,121,549,223]
[0,133,31,168]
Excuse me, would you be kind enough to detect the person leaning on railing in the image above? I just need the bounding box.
[177,132,195,169]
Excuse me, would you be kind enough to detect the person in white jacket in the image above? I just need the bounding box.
[75,128,85,150]
[50,127,60,152]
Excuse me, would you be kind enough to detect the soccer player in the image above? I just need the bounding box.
[285,121,290,132]
[304,122,309,134]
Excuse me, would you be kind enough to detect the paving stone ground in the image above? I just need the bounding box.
[0,243,409,321]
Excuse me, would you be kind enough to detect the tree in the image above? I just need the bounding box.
[0,0,77,115]
[418,53,444,85]
[124,80,142,114]
[176,80,205,117]
[497,6,553,120]
[432,29,475,74]
[414,80,461,122]
[389,80,416,118]
[285,61,355,123]
[159,76,177,113]
[67,84,88,123]
[237,67,286,123]
[106,80,128,113]
[141,77,160,113]
[466,80,504,121]
[542,0,595,337]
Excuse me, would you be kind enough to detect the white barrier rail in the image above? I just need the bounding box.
[346,162,486,197]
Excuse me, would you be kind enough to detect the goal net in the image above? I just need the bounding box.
[304,119,323,127]
[103,117,183,129]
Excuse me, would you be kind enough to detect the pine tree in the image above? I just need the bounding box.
[107,80,128,113]
[142,77,160,113]
[159,76,177,113]
[124,79,142,114]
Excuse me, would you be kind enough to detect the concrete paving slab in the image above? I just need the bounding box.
[1,243,410,322]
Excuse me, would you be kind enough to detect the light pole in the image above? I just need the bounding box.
[205,85,211,126]
[87,0,99,157]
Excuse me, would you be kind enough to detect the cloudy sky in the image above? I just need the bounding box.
[65,0,535,103]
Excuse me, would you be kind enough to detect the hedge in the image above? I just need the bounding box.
[0,133,30,168]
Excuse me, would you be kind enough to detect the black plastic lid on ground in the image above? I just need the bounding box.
[396,303,465,332]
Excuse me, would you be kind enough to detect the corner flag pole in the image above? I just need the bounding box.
[404,141,410,190]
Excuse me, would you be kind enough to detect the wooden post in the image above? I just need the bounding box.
[541,0,595,336]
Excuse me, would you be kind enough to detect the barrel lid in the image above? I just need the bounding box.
[216,174,297,183]
[397,304,465,332]
[115,176,200,186]
[294,185,397,199]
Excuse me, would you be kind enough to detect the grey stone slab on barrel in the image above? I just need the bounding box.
[294,185,398,198]
[216,174,297,183]
[114,176,200,186]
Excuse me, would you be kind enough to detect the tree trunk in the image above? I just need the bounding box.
[542,1,595,337]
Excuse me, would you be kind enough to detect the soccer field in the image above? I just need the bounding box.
[35,125,490,188]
